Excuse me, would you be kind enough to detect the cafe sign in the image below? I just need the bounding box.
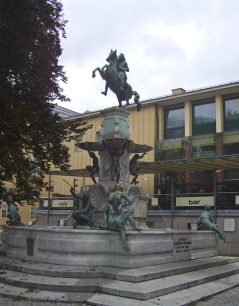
[176,196,214,207]
[52,199,73,208]
[43,199,74,208]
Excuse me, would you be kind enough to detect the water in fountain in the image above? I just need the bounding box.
[129,127,134,140]
[158,205,171,230]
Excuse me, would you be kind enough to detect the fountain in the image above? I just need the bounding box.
[1,50,218,268]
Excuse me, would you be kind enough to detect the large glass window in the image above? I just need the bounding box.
[224,97,239,131]
[164,108,184,139]
[192,102,216,136]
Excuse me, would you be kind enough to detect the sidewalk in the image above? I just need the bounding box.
[0,286,239,306]
[195,285,239,306]
[0,296,87,306]
[0,287,239,306]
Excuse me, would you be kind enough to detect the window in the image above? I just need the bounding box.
[30,206,38,220]
[75,135,83,152]
[224,97,239,131]
[1,204,8,219]
[164,108,184,139]
[192,102,216,136]
[58,219,66,226]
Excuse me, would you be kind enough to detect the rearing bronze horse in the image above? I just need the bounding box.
[92,50,141,111]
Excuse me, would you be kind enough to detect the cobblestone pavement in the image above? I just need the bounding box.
[0,296,87,306]
[195,285,239,306]
[1,286,239,306]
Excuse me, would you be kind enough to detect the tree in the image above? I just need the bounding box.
[0,0,92,204]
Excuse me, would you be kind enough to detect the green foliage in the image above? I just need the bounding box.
[13,296,25,301]
[201,296,212,301]
[0,0,92,204]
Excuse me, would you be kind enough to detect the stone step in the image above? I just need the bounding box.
[0,283,93,303]
[0,262,239,300]
[87,274,239,306]
[0,270,239,305]
[99,262,239,300]
[0,270,104,292]
[0,255,238,282]
[0,256,120,279]
[114,256,239,282]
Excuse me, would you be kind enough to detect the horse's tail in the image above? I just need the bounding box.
[132,91,141,112]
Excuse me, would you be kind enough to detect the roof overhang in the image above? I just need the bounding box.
[137,154,239,174]
[48,154,239,177]
[137,81,239,109]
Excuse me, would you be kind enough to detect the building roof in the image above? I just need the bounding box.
[53,104,81,119]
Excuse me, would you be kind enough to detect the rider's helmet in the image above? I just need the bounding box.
[118,53,125,61]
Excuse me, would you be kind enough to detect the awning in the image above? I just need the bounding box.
[137,154,239,174]
[48,154,239,177]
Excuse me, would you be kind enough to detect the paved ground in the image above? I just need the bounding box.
[0,296,87,306]
[0,286,239,306]
[195,285,239,306]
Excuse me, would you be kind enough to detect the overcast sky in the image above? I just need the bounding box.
[57,0,239,114]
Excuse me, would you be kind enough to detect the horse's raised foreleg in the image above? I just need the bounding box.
[101,83,109,96]
[101,64,108,72]
[92,67,101,78]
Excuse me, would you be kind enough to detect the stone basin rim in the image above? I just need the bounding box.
[2,225,209,235]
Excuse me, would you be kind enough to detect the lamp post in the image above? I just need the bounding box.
[74,179,78,192]
[170,172,175,229]
[47,175,53,226]
[72,179,79,226]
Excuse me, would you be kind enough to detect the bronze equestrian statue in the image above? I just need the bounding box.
[92,50,141,111]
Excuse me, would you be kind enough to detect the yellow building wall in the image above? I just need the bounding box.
[184,100,192,137]
[128,104,156,194]
[42,113,103,197]
[216,94,224,133]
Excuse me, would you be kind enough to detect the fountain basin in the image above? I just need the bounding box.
[1,226,217,268]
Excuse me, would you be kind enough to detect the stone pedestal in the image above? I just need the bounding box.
[76,107,152,230]
[100,108,131,140]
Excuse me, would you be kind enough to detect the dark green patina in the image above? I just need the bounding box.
[5,194,24,226]
[197,205,229,243]
[100,193,141,251]
[92,50,141,111]
[70,188,94,228]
